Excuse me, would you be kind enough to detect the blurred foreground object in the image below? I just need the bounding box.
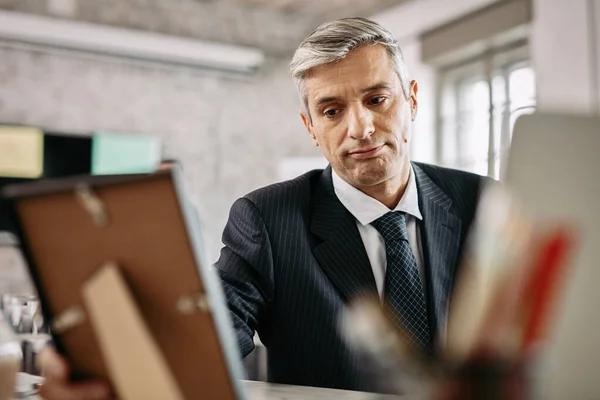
[343,112,600,398]
[442,183,577,399]
[504,113,600,399]
[2,168,246,399]
[344,180,578,399]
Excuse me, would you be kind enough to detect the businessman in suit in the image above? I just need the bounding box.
[38,17,487,399]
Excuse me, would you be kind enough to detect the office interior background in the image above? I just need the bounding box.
[0,0,597,263]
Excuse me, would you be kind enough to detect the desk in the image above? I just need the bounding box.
[16,377,401,399]
[243,380,401,399]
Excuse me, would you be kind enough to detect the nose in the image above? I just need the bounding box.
[346,103,375,140]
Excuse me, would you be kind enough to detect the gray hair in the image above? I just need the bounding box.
[290,17,411,120]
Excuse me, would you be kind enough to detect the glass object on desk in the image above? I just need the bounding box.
[0,233,43,336]
[2,295,42,335]
[1,294,49,376]
[0,233,49,377]
[0,298,48,377]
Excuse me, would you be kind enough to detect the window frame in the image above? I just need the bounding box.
[434,41,535,179]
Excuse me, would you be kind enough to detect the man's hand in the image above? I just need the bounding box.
[37,347,113,400]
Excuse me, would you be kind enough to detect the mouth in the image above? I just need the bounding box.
[347,144,384,160]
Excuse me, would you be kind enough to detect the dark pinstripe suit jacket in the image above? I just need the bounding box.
[215,162,486,392]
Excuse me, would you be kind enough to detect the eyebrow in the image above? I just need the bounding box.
[313,82,394,109]
[314,96,341,109]
[362,82,394,93]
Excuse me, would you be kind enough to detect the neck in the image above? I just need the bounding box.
[359,160,411,209]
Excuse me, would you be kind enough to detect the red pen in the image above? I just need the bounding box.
[520,228,576,352]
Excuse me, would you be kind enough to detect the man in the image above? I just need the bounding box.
[38,17,487,399]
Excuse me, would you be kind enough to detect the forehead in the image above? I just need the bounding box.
[304,45,396,104]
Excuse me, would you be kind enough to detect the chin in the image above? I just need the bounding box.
[351,166,392,187]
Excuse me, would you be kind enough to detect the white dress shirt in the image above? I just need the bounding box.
[332,167,425,299]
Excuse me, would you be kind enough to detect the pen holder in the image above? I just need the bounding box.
[437,356,530,400]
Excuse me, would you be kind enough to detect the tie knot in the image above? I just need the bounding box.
[371,212,409,242]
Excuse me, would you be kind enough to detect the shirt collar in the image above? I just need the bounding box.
[332,165,423,226]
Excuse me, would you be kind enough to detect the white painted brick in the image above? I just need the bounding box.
[0,46,320,262]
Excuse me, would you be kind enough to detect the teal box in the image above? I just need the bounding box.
[92,131,161,175]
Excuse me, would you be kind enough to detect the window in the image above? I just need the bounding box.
[437,46,536,180]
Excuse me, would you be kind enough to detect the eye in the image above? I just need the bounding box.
[368,96,387,106]
[324,108,340,117]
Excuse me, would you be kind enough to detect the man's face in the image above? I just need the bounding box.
[301,45,418,189]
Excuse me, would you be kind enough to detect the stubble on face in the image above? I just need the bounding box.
[302,45,414,194]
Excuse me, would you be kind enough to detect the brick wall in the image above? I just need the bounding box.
[0,0,319,55]
[0,44,320,261]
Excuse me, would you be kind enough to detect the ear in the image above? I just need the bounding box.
[300,110,319,147]
[409,80,419,121]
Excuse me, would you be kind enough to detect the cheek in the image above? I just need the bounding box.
[375,108,401,138]
[384,105,411,139]
[315,123,346,152]
[313,131,337,160]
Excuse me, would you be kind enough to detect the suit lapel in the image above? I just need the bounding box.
[310,167,377,302]
[412,163,462,338]
[309,164,462,327]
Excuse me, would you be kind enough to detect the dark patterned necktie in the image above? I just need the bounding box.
[371,211,432,353]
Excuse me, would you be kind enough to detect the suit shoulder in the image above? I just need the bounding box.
[413,162,493,212]
[414,162,488,187]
